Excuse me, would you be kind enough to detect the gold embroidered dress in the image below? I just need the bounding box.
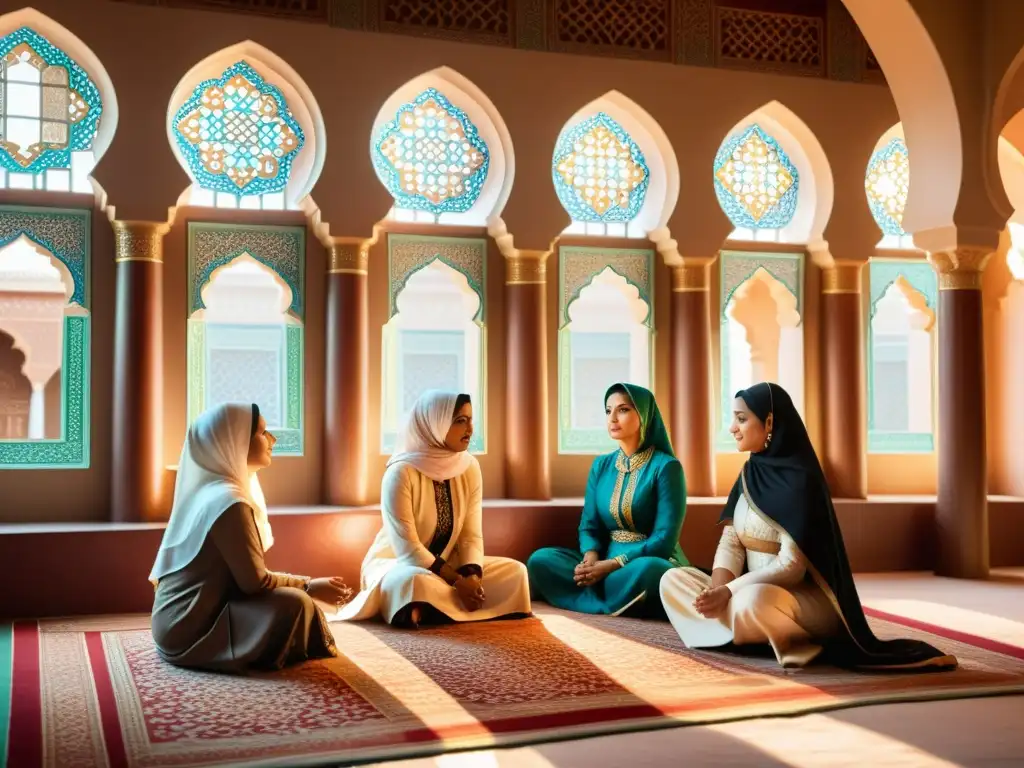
[527,445,689,617]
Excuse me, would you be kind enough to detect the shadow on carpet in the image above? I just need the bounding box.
[2,605,1023,767]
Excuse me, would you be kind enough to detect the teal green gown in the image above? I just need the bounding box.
[528,384,689,618]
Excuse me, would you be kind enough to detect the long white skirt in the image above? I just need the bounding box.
[659,567,839,667]
[331,556,531,624]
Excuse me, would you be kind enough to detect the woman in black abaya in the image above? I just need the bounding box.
[660,382,956,670]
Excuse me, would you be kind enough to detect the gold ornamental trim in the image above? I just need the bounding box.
[112,220,169,264]
[506,250,548,285]
[929,247,993,291]
[327,239,370,275]
[671,261,711,292]
[821,261,864,294]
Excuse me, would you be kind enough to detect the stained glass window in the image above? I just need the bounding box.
[552,112,650,226]
[174,61,304,200]
[372,88,490,216]
[713,124,799,231]
[865,137,909,236]
[0,27,102,192]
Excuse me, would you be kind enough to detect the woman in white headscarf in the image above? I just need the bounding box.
[336,390,531,627]
[150,403,352,672]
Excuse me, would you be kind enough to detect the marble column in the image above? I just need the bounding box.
[670,259,715,496]
[112,220,168,523]
[820,258,867,499]
[505,249,551,499]
[27,383,44,440]
[929,247,993,579]
[324,238,370,506]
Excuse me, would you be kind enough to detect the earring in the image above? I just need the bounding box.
[763,433,773,450]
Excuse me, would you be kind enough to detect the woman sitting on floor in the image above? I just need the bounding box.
[527,383,689,618]
[149,403,351,673]
[336,389,531,627]
[660,382,957,671]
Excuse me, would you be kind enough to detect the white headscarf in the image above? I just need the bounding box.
[149,402,274,584]
[387,389,473,482]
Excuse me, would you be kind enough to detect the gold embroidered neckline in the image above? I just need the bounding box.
[609,446,655,532]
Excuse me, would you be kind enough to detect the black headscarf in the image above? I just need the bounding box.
[720,382,956,671]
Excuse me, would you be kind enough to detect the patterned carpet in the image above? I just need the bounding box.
[2,606,1023,768]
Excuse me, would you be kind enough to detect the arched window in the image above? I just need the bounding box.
[170,47,322,212]
[0,26,104,193]
[868,259,936,452]
[372,87,491,225]
[0,207,91,468]
[187,223,305,455]
[714,124,800,243]
[382,235,486,451]
[718,251,803,448]
[558,247,653,453]
[552,112,650,238]
[866,135,914,250]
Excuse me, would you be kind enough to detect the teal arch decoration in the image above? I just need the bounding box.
[867,258,936,453]
[559,246,653,330]
[388,234,487,322]
[188,223,304,319]
[868,259,936,317]
[0,27,104,175]
[186,222,305,456]
[0,205,91,469]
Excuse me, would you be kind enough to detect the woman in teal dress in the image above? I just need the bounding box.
[527,383,688,617]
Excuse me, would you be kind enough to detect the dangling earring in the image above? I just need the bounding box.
[763,432,773,451]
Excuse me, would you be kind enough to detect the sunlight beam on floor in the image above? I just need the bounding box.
[710,713,964,767]
[863,599,1024,649]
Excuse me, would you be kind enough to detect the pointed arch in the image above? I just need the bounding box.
[552,90,679,241]
[167,41,325,210]
[838,0,961,242]
[714,101,833,246]
[0,8,118,197]
[371,66,513,228]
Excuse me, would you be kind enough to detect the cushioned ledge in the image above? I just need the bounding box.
[2,498,1023,620]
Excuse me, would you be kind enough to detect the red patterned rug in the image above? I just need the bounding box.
[3,606,1023,767]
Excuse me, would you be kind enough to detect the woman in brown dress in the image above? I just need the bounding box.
[149,402,351,672]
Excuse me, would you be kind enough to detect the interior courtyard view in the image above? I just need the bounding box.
[1,0,1024,765]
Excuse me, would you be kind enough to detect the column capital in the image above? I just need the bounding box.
[928,246,995,291]
[671,258,713,292]
[327,237,371,275]
[112,220,169,264]
[821,259,867,295]
[505,249,550,285]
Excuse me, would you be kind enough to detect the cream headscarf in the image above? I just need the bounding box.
[387,389,473,482]
[149,402,273,584]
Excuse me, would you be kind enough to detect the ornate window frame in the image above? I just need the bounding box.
[717,249,802,450]
[186,222,305,455]
[557,245,654,454]
[0,204,90,469]
[867,258,937,454]
[383,233,488,453]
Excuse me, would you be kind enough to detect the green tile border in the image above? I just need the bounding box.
[0,623,11,767]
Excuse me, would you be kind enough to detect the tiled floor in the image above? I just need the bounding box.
[369,570,1024,768]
